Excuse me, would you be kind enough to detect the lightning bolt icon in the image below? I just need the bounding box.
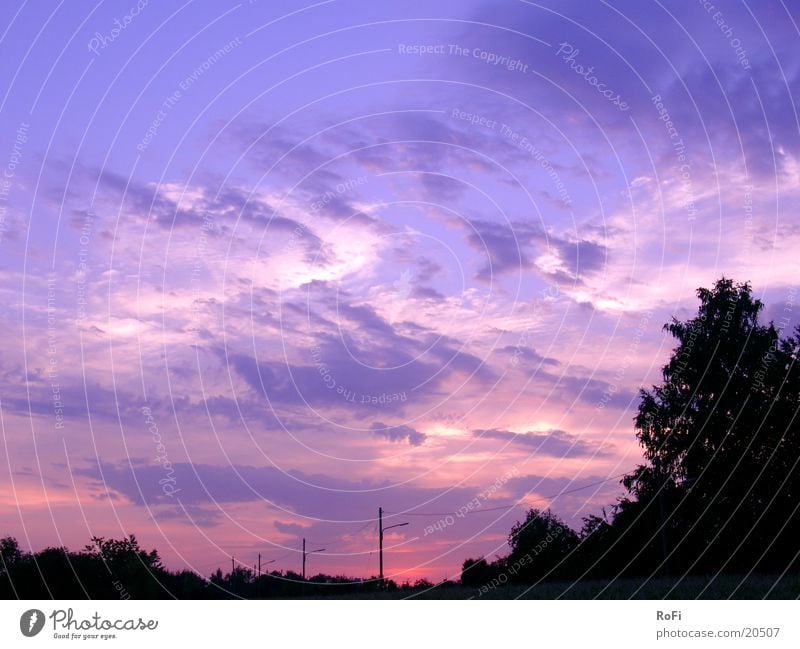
[28,611,37,632]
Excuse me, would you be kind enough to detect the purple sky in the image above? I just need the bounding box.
[0,0,798,581]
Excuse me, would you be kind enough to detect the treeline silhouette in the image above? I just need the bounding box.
[2,278,798,598]
[463,278,800,589]
[0,534,451,598]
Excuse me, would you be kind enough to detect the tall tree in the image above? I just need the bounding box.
[506,508,579,580]
[624,278,800,573]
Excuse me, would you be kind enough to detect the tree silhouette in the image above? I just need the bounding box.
[461,557,499,588]
[0,536,22,569]
[82,534,167,598]
[623,278,800,574]
[506,508,579,581]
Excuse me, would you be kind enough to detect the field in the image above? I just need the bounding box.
[306,574,800,600]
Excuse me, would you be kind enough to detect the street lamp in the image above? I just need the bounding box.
[302,538,325,580]
[378,507,408,583]
[257,554,276,575]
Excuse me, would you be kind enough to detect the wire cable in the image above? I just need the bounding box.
[384,471,630,517]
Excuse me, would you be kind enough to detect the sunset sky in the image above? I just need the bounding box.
[0,0,798,582]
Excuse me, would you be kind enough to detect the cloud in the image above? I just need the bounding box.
[465,218,530,280]
[539,367,638,411]
[72,459,481,528]
[71,459,624,540]
[504,471,626,515]
[371,421,426,446]
[499,345,560,367]
[0,373,144,424]
[463,217,609,282]
[474,428,609,458]
[555,239,607,277]
[223,293,495,413]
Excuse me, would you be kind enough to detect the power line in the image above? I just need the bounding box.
[379,506,408,583]
[384,471,629,517]
[261,548,295,564]
[196,472,629,579]
[305,518,377,548]
[362,520,377,574]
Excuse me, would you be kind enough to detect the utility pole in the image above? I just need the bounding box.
[378,507,408,585]
[302,538,326,580]
[255,553,275,598]
[231,556,235,575]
